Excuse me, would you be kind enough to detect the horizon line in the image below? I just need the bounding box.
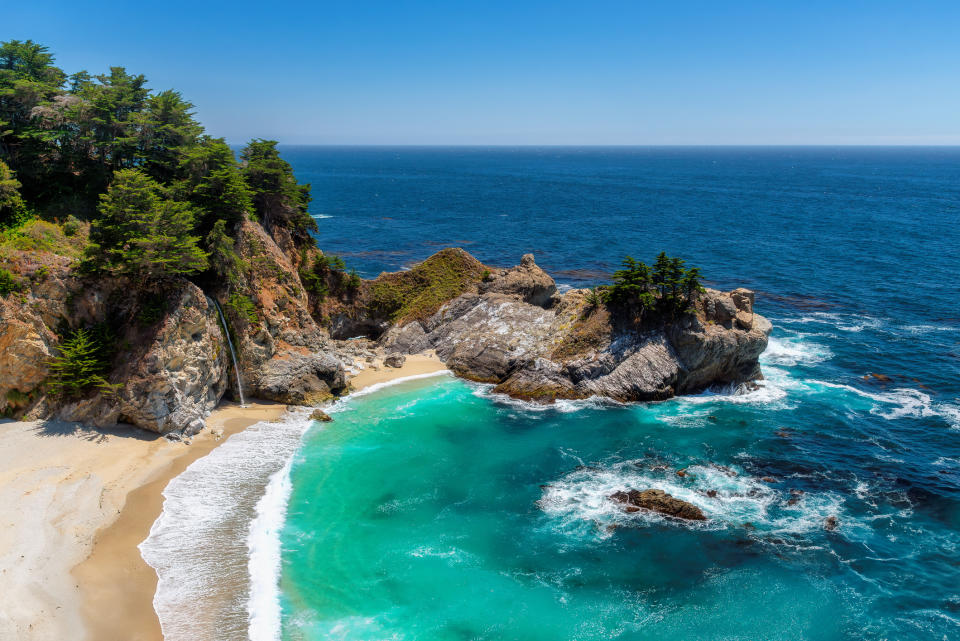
[226,142,960,148]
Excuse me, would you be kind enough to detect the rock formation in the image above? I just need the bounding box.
[381,253,771,403]
[609,489,707,521]
[1,239,770,436]
[0,219,346,435]
[219,220,346,405]
[0,259,228,434]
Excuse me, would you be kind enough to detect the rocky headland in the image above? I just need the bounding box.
[1,232,770,435]
[377,251,771,403]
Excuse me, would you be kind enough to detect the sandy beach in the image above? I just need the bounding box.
[0,352,447,641]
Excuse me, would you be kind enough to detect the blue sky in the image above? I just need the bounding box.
[7,1,960,144]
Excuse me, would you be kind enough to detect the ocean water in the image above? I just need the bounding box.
[144,148,960,640]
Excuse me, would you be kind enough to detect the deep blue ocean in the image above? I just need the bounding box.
[145,148,960,641]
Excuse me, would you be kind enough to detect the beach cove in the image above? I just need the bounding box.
[0,355,446,641]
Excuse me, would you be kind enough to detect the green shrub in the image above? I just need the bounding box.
[366,248,486,323]
[0,268,23,297]
[62,215,83,237]
[227,293,258,323]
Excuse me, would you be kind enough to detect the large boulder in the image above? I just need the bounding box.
[609,489,707,521]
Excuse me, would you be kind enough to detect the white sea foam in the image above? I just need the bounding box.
[141,372,455,641]
[812,381,960,428]
[247,432,302,641]
[311,213,333,219]
[761,335,832,367]
[538,461,846,540]
[140,409,315,641]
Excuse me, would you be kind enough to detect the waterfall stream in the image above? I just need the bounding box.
[214,300,245,407]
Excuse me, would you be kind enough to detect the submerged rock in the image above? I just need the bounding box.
[609,489,707,521]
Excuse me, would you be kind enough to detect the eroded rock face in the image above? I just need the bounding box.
[609,489,707,521]
[0,263,229,434]
[227,220,346,404]
[55,283,229,434]
[380,255,771,403]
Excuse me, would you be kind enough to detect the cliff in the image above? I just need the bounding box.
[0,220,346,434]
[0,237,769,435]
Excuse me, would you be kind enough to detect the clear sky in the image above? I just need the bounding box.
[7,1,960,145]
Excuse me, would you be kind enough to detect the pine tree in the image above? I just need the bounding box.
[176,137,253,233]
[85,169,207,281]
[241,139,316,244]
[48,328,118,397]
[205,219,244,286]
[0,159,29,227]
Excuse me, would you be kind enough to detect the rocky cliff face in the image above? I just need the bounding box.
[54,283,229,434]
[0,256,228,434]
[222,220,346,405]
[0,219,346,435]
[381,254,771,403]
[1,237,769,434]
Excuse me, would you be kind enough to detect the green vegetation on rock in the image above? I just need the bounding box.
[300,252,360,302]
[227,292,258,324]
[241,140,316,246]
[0,266,23,297]
[602,252,704,321]
[367,248,487,323]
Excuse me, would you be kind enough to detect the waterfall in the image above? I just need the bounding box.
[214,300,246,407]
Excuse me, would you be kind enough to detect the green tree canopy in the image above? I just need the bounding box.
[241,139,316,244]
[205,218,244,286]
[0,159,29,227]
[604,252,704,321]
[176,137,252,232]
[85,169,207,281]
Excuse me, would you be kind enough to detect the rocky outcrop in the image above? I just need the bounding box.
[0,218,347,434]
[226,220,346,405]
[479,253,557,308]
[0,257,229,434]
[55,283,228,434]
[609,489,707,521]
[380,253,771,403]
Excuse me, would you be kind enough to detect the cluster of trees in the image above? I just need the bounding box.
[299,252,362,302]
[591,252,704,320]
[0,39,317,284]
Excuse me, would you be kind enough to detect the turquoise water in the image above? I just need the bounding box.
[266,147,959,640]
[279,358,958,640]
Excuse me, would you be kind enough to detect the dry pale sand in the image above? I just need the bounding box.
[347,350,447,391]
[0,352,449,641]
[0,402,287,641]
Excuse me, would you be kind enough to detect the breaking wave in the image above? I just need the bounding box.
[140,409,315,641]
[538,460,847,541]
